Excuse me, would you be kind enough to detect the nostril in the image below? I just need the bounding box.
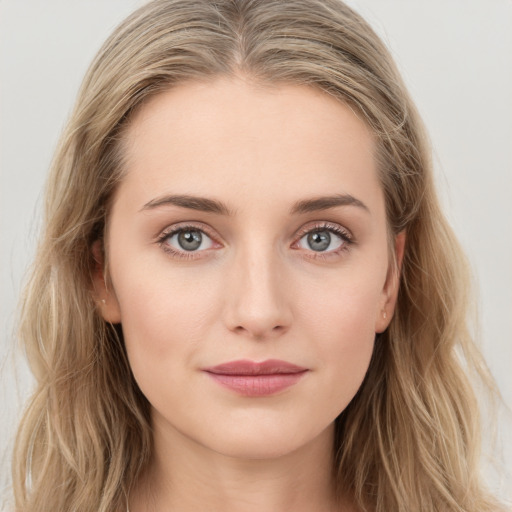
[231,323,288,339]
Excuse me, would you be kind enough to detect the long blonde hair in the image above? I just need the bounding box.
[13,1,505,510]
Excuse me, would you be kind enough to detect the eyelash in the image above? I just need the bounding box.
[156,221,354,261]
[293,222,354,260]
[156,222,218,260]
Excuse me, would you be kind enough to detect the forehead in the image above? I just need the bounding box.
[117,76,381,211]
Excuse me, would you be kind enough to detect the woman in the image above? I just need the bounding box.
[11,0,507,511]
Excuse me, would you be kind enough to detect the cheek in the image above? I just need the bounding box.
[317,296,375,378]
[295,257,384,339]
[110,259,220,379]
[294,265,383,399]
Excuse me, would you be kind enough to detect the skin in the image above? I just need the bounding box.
[94,75,404,512]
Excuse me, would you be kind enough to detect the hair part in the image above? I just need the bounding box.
[13,1,504,511]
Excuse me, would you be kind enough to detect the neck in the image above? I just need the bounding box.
[130,416,345,512]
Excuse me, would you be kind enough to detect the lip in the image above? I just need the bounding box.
[202,359,309,396]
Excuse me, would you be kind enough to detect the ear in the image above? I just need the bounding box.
[375,230,406,333]
[91,239,122,324]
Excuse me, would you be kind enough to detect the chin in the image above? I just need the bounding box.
[209,436,307,460]
[198,419,334,461]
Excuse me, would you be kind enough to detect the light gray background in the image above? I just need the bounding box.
[1,0,511,506]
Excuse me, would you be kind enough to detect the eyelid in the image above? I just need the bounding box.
[291,221,354,258]
[155,221,223,259]
[293,221,354,243]
[155,221,220,242]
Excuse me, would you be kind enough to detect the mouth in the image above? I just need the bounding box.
[202,359,309,396]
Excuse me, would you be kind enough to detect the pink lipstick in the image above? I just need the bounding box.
[202,359,308,396]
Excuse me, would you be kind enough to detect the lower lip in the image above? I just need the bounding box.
[204,372,308,396]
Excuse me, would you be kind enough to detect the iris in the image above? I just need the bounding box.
[307,231,331,251]
[178,230,203,251]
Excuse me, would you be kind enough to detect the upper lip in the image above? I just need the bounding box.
[203,359,308,376]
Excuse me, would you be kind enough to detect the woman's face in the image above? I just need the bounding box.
[96,77,402,459]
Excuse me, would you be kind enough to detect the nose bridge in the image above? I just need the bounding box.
[224,237,291,338]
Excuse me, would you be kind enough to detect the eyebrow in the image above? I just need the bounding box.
[290,194,369,215]
[140,193,369,216]
[140,194,232,215]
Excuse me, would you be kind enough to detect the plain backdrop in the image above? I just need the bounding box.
[1,0,511,505]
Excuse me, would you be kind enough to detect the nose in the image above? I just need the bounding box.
[222,245,293,340]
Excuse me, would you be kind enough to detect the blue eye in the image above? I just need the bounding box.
[164,228,214,252]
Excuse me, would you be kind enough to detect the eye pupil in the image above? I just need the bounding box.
[307,231,331,251]
[178,230,202,251]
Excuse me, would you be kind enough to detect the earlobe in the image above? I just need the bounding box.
[91,240,122,324]
[375,230,406,333]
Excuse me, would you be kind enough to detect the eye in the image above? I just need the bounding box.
[158,225,216,256]
[294,223,353,255]
[172,229,210,251]
[298,229,344,252]
[165,228,213,252]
